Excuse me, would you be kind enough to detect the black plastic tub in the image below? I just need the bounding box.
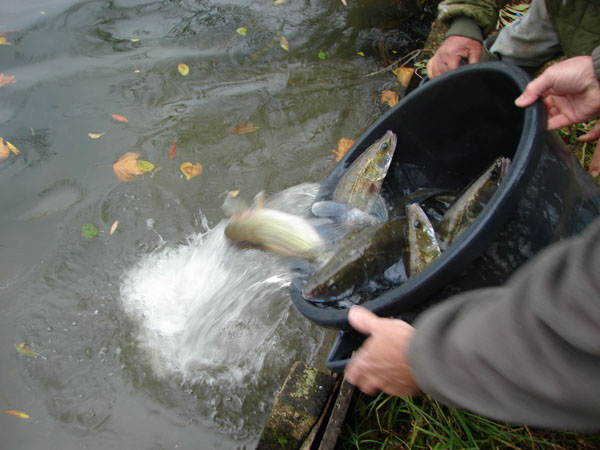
[288,62,600,371]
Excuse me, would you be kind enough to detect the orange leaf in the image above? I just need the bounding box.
[6,410,30,419]
[0,137,9,161]
[332,138,355,162]
[393,67,415,88]
[230,123,259,135]
[0,37,11,45]
[180,162,202,180]
[381,89,399,108]
[0,73,16,87]
[113,152,146,181]
[169,141,176,159]
[109,220,119,235]
[111,114,129,123]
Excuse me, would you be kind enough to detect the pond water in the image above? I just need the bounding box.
[0,0,430,448]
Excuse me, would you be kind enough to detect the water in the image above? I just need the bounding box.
[0,0,430,448]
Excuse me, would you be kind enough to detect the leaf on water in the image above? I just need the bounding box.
[14,342,37,358]
[318,51,327,60]
[0,138,8,161]
[81,223,99,239]
[6,140,19,155]
[230,123,259,135]
[113,152,146,181]
[279,35,289,51]
[273,0,285,4]
[341,0,348,5]
[332,138,355,162]
[130,38,140,42]
[228,190,240,197]
[0,73,16,87]
[381,89,399,108]
[357,51,365,56]
[236,27,247,36]
[178,63,189,76]
[88,133,104,139]
[393,67,415,88]
[111,114,129,123]
[169,141,176,159]
[0,37,11,45]
[6,410,30,419]
[109,220,119,235]
[137,159,155,173]
[180,162,202,180]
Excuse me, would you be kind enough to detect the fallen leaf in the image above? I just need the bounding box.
[14,342,37,358]
[393,67,415,88]
[332,138,355,162]
[88,133,104,139]
[130,38,140,42]
[81,223,99,239]
[6,140,19,155]
[6,410,30,419]
[111,114,129,123]
[40,10,47,14]
[273,0,285,4]
[180,162,202,180]
[110,220,119,235]
[279,35,289,51]
[112,152,146,181]
[0,37,11,45]
[318,51,327,60]
[236,27,247,36]
[381,89,399,108]
[228,190,240,197]
[178,63,189,76]
[0,73,16,87]
[357,51,365,56]
[230,123,259,135]
[0,138,8,161]
[137,159,155,173]
[169,141,176,159]
[341,0,348,5]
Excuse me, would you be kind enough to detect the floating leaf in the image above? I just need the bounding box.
[0,73,16,87]
[130,38,140,42]
[111,114,129,123]
[169,141,176,159]
[332,138,355,162]
[6,140,19,155]
[273,0,285,4]
[0,37,11,45]
[341,0,348,5]
[0,138,8,161]
[14,342,37,358]
[393,67,415,88]
[110,220,119,235]
[137,159,155,173]
[318,51,327,60]
[178,63,189,76]
[381,89,399,108]
[279,35,289,51]
[40,10,47,14]
[357,51,365,56]
[230,123,259,135]
[112,152,146,181]
[180,162,203,180]
[236,27,247,36]
[228,190,240,197]
[6,410,30,419]
[88,133,104,139]
[81,223,99,239]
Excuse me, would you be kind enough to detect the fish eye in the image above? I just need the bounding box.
[413,220,422,229]
[381,143,388,150]
[490,168,500,180]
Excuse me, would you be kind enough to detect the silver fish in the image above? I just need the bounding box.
[405,203,442,278]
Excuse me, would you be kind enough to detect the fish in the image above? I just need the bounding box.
[332,130,397,220]
[310,200,381,239]
[224,191,325,259]
[302,218,406,301]
[404,203,442,278]
[437,156,511,248]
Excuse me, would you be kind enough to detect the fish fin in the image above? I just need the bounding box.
[253,191,266,209]
[222,192,250,217]
[311,200,354,218]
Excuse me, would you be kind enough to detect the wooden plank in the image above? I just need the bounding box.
[317,378,355,450]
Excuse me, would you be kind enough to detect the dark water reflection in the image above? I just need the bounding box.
[0,0,430,447]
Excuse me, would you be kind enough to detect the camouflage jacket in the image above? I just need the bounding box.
[438,0,600,58]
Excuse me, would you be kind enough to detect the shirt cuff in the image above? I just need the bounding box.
[446,16,484,43]
[592,46,600,83]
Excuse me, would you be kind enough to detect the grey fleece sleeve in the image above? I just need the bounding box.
[408,217,600,431]
[592,46,600,82]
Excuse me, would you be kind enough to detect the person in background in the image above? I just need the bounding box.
[343,53,600,431]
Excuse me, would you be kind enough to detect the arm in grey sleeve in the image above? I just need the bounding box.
[408,217,600,431]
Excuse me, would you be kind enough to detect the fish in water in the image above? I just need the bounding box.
[302,218,405,302]
[224,191,324,259]
[404,203,442,278]
[332,130,397,221]
[310,200,381,238]
[437,156,511,248]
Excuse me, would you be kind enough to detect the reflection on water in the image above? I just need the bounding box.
[0,0,431,447]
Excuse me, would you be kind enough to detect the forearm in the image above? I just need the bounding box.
[437,0,508,37]
[408,218,600,431]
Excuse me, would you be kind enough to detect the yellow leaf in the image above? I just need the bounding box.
[393,67,415,88]
[112,152,146,182]
[130,38,140,42]
[178,63,189,76]
[6,140,19,155]
[137,159,155,173]
[279,35,289,51]
[0,137,10,161]
[381,89,399,108]
[357,51,365,56]
[88,133,104,139]
[14,342,37,358]
[332,138,355,162]
[110,220,119,235]
[228,190,240,197]
[6,410,30,419]
[111,114,129,123]
[273,0,285,4]
[0,73,16,87]
[230,123,259,135]
[236,27,247,36]
[180,162,203,180]
[0,37,11,45]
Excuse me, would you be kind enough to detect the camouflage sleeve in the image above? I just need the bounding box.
[407,217,600,431]
[437,0,509,37]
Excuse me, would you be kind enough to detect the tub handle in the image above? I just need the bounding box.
[325,329,367,373]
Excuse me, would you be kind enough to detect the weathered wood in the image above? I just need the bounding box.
[317,378,355,450]
[298,377,341,450]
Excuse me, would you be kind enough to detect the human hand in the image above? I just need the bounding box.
[426,35,483,79]
[344,306,419,397]
[514,55,600,130]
